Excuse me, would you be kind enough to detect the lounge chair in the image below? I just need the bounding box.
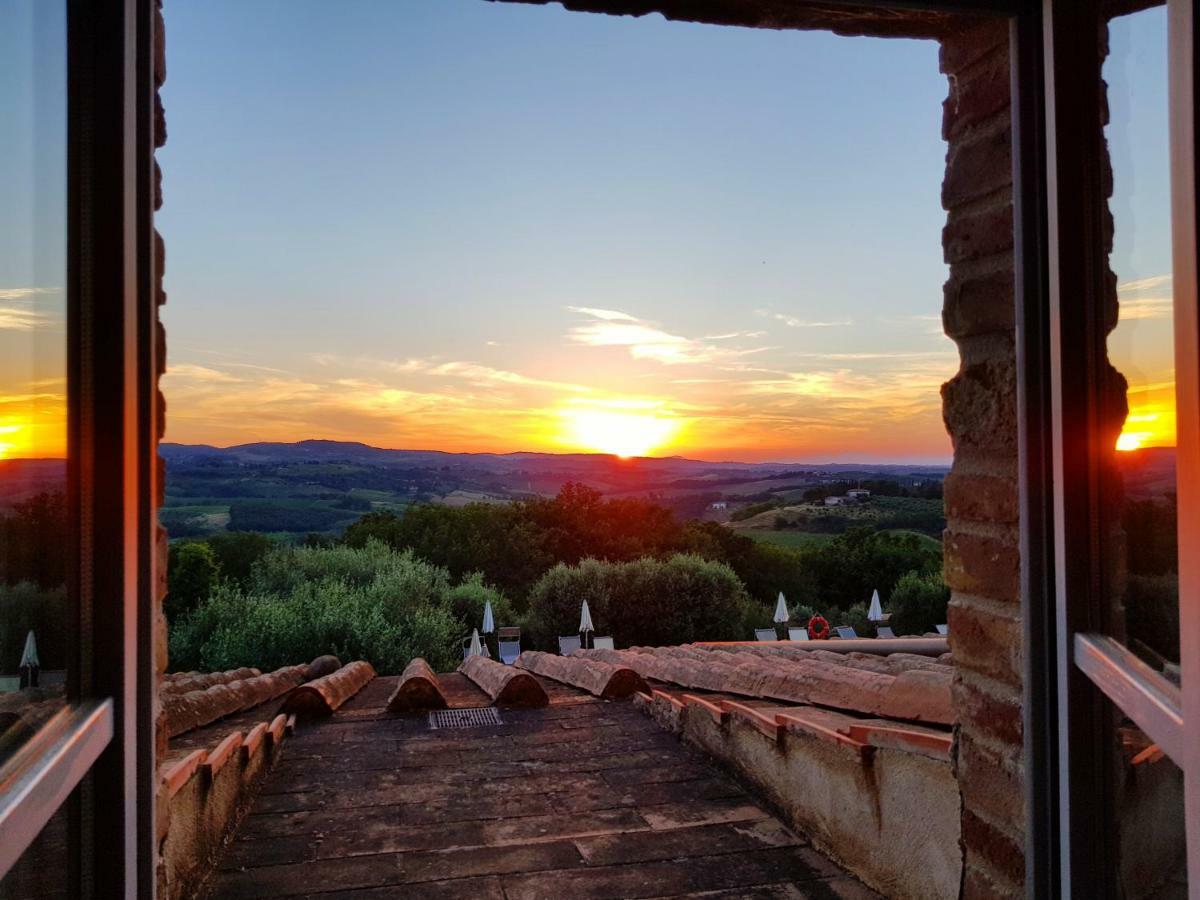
[876,626,895,639]
[754,628,777,642]
[592,636,615,650]
[558,635,581,655]
[835,626,858,640]
[787,627,809,641]
[497,626,522,665]
[935,624,949,635]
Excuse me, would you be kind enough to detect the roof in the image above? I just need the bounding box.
[202,673,879,899]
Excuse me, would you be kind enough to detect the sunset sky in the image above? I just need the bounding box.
[0,2,1176,464]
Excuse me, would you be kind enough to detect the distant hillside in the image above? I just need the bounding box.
[155,439,950,540]
[0,459,67,509]
[1117,446,1177,500]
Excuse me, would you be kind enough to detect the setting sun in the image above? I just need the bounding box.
[562,406,682,459]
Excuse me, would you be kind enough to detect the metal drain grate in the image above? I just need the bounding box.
[429,707,502,730]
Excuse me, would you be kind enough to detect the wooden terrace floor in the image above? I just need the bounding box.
[204,675,878,899]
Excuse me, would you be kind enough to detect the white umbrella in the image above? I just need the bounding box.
[579,599,594,649]
[19,630,39,669]
[467,628,484,658]
[773,592,790,625]
[481,600,495,635]
[867,589,884,622]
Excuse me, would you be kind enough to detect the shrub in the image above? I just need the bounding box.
[168,540,469,674]
[447,573,519,637]
[166,542,220,622]
[887,570,950,636]
[837,602,873,637]
[525,554,755,650]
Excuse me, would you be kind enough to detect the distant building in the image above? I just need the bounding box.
[709,501,728,510]
[824,496,847,506]
[846,489,871,499]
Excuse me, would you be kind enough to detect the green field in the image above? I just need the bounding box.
[748,531,838,548]
[748,528,942,551]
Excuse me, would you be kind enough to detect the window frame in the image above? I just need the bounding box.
[1031,0,1200,895]
[0,0,157,895]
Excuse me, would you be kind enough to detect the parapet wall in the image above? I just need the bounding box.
[635,689,962,899]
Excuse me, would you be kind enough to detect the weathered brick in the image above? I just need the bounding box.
[953,677,1022,748]
[963,859,1023,900]
[945,530,1020,603]
[944,470,1017,524]
[156,320,167,378]
[943,55,1010,140]
[963,810,1024,887]
[956,728,1024,834]
[948,599,1022,687]
[944,204,1013,264]
[943,266,1014,338]
[154,92,167,149]
[941,354,1017,457]
[943,127,1012,209]
[940,21,1009,75]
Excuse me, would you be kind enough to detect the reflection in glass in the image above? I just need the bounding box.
[1105,7,1180,671]
[0,0,70,773]
[1103,8,1187,897]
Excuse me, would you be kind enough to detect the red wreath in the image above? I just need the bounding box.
[807,614,830,641]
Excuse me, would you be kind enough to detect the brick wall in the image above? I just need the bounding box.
[153,0,171,881]
[938,22,1024,900]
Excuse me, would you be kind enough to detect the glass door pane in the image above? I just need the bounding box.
[0,0,75,894]
[1097,6,1188,895]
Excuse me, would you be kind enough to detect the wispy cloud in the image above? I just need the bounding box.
[1119,297,1173,321]
[0,305,54,331]
[566,307,770,365]
[1119,274,1171,294]
[0,287,60,301]
[756,309,853,328]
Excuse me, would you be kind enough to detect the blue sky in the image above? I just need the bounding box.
[155,0,960,462]
[0,1,1170,465]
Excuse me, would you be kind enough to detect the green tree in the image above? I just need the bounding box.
[525,554,755,650]
[166,542,220,622]
[205,531,273,585]
[887,570,950,636]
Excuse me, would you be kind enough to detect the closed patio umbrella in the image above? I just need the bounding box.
[19,630,39,689]
[467,628,484,658]
[19,630,39,669]
[773,592,790,625]
[579,599,594,649]
[867,589,884,622]
[482,599,495,635]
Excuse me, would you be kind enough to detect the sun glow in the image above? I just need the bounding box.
[0,423,23,460]
[561,405,682,459]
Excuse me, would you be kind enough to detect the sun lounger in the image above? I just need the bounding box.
[592,636,615,650]
[787,628,809,641]
[558,635,581,655]
[876,626,895,639]
[755,628,777,642]
[835,626,858,640]
[497,627,521,665]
